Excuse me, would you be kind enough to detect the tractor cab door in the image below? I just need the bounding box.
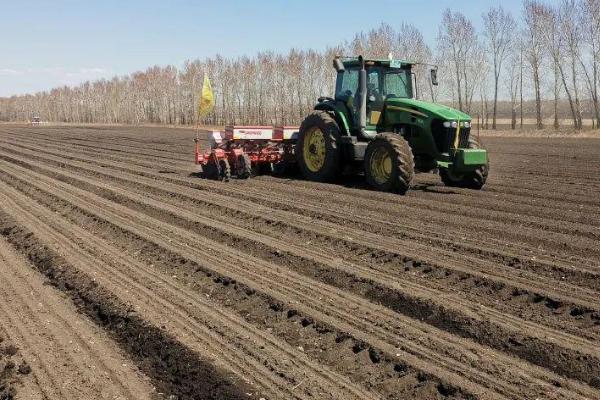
[334,67,359,129]
[366,67,385,128]
[334,67,384,133]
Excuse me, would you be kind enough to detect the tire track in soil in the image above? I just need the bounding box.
[2,142,600,350]
[2,152,596,398]
[2,151,600,396]
[0,169,469,400]
[0,238,155,400]
[2,144,596,322]
[3,134,599,276]
[4,127,593,397]
[2,136,597,302]
[9,129,600,224]
[0,187,384,400]
[7,128,600,219]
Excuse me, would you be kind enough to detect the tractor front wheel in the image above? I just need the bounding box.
[439,137,488,189]
[296,111,341,182]
[364,133,415,194]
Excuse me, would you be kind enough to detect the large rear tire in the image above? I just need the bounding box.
[364,133,415,194]
[296,111,341,182]
[440,137,488,189]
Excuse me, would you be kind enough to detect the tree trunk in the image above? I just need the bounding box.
[492,70,499,130]
[511,106,516,130]
[533,62,543,129]
[520,49,524,129]
[554,62,559,129]
[557,61,578,129]
[571,58,582,129]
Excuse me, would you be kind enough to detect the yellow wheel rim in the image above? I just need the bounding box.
[370,147,392,185]
[303,127,326,172]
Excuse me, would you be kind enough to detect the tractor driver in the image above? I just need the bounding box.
[366,68,384,125]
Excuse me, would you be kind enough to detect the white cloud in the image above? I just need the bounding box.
[0,67,114,96]
[0,68,23,76]
[61,67,112,84]
[79,67,108,74]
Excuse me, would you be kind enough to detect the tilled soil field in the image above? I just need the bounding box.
[0,125,599,400]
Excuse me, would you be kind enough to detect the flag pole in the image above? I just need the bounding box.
[195,73,215,156]
[194,76,201,162]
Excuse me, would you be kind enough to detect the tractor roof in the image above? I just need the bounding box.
[340,57,415,69]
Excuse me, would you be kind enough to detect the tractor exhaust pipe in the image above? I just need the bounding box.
[358,56,367,135]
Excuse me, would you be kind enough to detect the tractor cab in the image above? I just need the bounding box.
[333,58,415,136]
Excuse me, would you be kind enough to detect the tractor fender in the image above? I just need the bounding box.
[314,101,351,136]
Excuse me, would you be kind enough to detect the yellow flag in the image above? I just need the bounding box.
[198,74,214,118]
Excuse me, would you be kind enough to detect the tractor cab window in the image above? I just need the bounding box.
[366,68,384,103]
[366,67,385,125]
[383,70,412,99]
[335,68,361,124]
[335,68,359,105]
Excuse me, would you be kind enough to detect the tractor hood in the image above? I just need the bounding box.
[386,98,472,122]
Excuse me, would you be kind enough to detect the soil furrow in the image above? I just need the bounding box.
[0,159,596,396]
[0,170,474,398]
[6,131,600,223]
[0,186,385,400]
[3,125,599,399]
[0,209,262,400]
[0,239,155,400]
[3,134,599,274]
[0,143,597,310]
[2,141,600,341]
[2,144,598,344]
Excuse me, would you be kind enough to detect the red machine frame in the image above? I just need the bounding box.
[194,126,298,180]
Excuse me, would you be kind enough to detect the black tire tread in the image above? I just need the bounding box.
[296,110,341,182]
[365,133,415,194]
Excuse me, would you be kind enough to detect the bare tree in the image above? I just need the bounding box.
[437,9,480,113]
[560,0,584,128]
[506,48,521,129]
[539,3,580,128]
[483,6,516,129]
[523,0,545,129]
[6,11,600,131]
[579,0,600,127]
[520,45,524,128]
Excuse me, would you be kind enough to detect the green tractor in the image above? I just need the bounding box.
[296,56,488,194]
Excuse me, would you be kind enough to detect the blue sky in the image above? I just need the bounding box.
[0,0,520,97]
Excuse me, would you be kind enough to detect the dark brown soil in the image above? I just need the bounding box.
[0,213,253,400]
[0,125,599,400]
[0,338,18,400]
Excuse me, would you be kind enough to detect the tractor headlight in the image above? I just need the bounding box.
[443,121,458,128]
[463,121,471,128]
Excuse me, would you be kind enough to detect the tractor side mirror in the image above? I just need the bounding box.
[333,58,345,72]
[430,68,439,86]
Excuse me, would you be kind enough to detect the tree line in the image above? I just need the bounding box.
[1,0,599,130]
